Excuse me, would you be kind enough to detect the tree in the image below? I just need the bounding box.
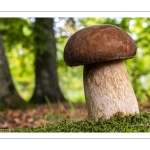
[30,18,66,103]
[0,34,24,107]
[0,18,34,101]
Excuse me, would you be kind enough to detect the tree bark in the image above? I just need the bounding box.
[30,18,66,103]
[0,34,24,107]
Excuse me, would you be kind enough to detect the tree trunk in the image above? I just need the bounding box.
[30,18,66,103]
[0,34,24,107]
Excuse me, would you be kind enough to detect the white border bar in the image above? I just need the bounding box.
[0,0,149,12]
[0,133,150,139]
[0,12,150,18]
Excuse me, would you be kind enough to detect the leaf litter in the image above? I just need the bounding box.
[0,102,88,131]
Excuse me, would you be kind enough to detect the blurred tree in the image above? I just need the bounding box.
[30,18,66,103]
[0,34,24,107]
[0,18,34,101]
[54,18,85,102]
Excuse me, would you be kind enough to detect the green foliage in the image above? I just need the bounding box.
[0,17,150,103]
[124,18,150,103]
[0,18,34,101]
[0,18,32,50]
[9,112,150,132]
[6,46,35,101]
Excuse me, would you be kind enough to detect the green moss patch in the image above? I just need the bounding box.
[9,112,150,132]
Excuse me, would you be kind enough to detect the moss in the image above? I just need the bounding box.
[6,112,150,132]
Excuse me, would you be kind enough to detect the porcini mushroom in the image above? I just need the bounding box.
[64,24,139,120]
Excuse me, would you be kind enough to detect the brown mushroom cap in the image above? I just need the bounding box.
[64,24,136,66]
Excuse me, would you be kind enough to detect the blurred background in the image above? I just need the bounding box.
[0,17,150,107]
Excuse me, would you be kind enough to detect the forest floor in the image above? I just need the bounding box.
[0,101,150,131]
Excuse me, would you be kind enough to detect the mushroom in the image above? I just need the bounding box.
[64,24,139,120]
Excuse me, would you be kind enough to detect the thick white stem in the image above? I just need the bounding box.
[83,60,139,120]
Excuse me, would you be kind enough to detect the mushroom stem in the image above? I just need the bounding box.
[83,60,139,121]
